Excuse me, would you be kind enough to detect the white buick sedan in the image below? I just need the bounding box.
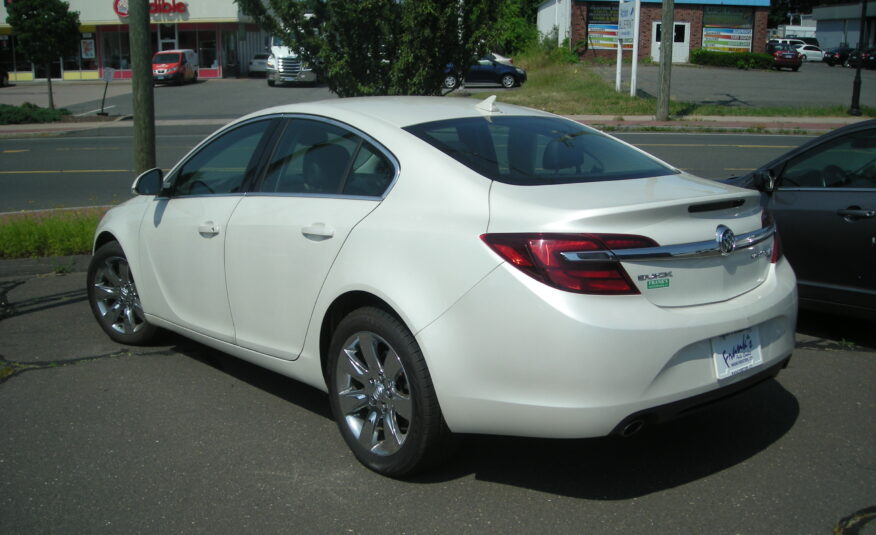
[88,96,797,476]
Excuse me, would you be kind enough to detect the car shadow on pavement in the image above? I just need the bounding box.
[165,332,333,420]
[417,378,799,498]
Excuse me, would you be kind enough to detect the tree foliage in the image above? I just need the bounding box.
[235,0,502,96]
[5,0,80,66]
[6,0,81,109]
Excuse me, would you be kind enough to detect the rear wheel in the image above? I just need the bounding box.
[442,75,458,89]
[87,241,158,345]
[328,307,455,477]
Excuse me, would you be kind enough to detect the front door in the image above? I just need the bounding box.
[137,119,276,342]
[651,22,691,63]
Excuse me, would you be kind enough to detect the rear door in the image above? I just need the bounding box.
[224,117,398,359]
[768,126,876,310]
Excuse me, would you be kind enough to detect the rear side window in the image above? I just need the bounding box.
[404,116,676,185]
[258,118,396,197]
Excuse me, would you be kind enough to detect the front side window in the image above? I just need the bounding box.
[258,119,395,197]
[174,120,273,196]
[779,129,876,189]
[404,116,675,186]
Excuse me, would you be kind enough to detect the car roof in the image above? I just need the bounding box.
[238,96,554,129]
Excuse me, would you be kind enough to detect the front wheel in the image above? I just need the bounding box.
[442,75,458,89]
[87,241,158,345]
[501,74,516,88]
[267,78,275,87]
[328,307,454,477]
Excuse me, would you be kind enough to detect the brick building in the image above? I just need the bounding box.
[542,0,770,63]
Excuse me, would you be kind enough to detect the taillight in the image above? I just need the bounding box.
[761,209,783,263]
[480,233,658,294]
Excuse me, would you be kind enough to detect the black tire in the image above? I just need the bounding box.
[87,241,158,345]
[267,79,275,87]
[792,66,799,72]
[442,75,458,90]
[0,73,8,87]
[501,74,516,88]
[328,307,455,477]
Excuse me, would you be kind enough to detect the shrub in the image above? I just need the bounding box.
[0,103,69,124]
[690,49,773,70]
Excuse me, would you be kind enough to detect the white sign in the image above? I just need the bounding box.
[101,67,116,83]
[618,0,636,41]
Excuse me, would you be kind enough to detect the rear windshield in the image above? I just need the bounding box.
[403,116,676,186]
[153,53,181,63]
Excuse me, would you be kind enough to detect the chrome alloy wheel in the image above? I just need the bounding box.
[335,332,412,456]
[92,255,147,336]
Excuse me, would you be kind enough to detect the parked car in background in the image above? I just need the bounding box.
[485,52,513,65]
[726,119,876,319]
[87,96,797,477]
[795,44,824,62]
[822,46,852,66]
[248,53,270,76]
[152,49,198,85]
[847,48,876,69]
[798,37,821,48]
[769,38,806,49]
[767,43,803,71]
[0,68,8,87]
[443,57,527,89]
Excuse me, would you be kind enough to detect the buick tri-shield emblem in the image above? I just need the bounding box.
[716,225,736,255]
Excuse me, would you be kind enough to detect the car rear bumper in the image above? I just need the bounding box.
[417,257,798,438]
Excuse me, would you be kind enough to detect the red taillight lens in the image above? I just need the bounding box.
[480,233,658,294]
[761,209,783,263]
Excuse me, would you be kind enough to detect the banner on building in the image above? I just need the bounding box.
[702,6,754,53]
[587,5,632,50]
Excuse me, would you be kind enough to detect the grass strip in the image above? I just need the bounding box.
[0,208,108,259]
[468,50,875,118]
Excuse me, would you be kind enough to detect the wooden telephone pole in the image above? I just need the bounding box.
[129,0,156,174]
[656,0,674,121]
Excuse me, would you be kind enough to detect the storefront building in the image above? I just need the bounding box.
[813,2,876,50]
[0,0,269,81]
[541,0,770,63]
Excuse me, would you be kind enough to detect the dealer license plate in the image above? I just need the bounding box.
[711,327,763,380]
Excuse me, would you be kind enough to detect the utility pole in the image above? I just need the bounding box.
[848,0,868,116]
[656,0,674,121]
[129,0,156,174]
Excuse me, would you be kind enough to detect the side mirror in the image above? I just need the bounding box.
[132,168,164,196]
[752,170,777,193]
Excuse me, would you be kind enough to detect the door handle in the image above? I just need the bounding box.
[198,221,220,236]
[837,208,876,221]
[302,223,335,240]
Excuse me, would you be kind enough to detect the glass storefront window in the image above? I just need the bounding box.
[101,31,130,70]
[0,35,33,74]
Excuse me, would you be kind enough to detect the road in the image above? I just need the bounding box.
[0,129,812,212]
[0,262,874,534]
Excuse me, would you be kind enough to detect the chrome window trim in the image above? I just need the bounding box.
[243,191,384,202]
[560,224,776,262]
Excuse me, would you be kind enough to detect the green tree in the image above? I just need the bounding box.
[5,0,81,110]
[235,0,501,96]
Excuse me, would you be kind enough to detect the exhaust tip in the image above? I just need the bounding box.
[620,419,645,438]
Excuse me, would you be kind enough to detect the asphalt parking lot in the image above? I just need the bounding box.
[1,259,874,534]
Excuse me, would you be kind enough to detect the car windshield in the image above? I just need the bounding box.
[153,53,180,63]
[271,37,287,47]
[404,116,676,186]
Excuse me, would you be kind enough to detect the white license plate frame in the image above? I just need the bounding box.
[711,327,764,380]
